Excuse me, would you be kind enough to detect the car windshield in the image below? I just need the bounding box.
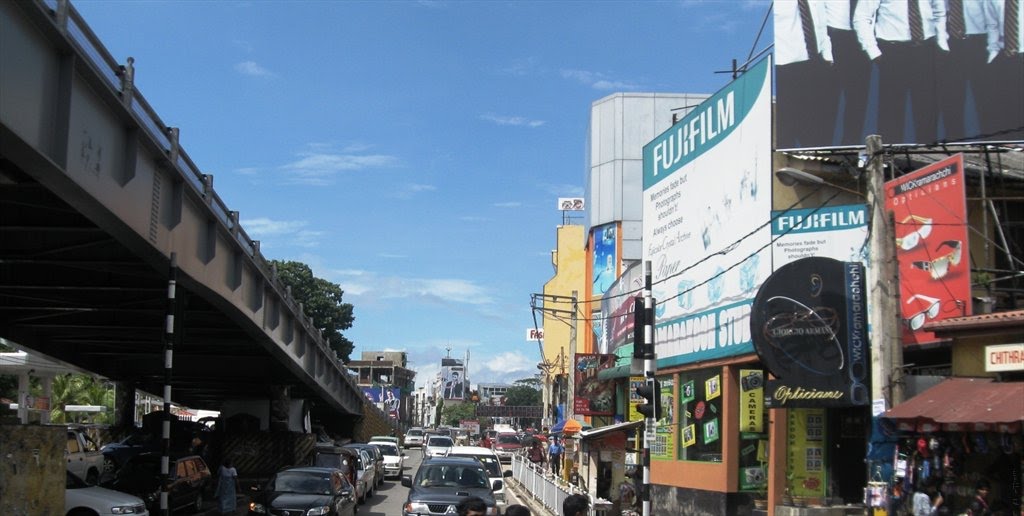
[496,435,519,445]
[414,464,489,489]
[427,437,453,447]
[313,453,351,474]
[450,454,501,477]
[373,443,400,456]
[408,429,423,436]
[271,471,333,495]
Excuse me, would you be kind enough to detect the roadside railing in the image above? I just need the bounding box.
[511,454,590,515]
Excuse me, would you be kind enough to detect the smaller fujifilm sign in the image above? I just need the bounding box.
[986,343,1024,372]
[558,198,585,211]
[527,328,544,341]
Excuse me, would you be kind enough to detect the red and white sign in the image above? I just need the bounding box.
[885,155,971,346]
[526,328,544,341]
[986,343,1024,372]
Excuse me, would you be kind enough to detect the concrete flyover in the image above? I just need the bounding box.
[0,0,368,432]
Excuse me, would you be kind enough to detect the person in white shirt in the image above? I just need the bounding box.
[854,0,949,144]
[939,0,1002,140]
[775,0,835,148]
[825,0,873,145]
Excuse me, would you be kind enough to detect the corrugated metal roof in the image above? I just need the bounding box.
[923,309,1024,334]
[883,377,1024,425]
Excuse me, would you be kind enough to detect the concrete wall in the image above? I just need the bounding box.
[0,425,64,515]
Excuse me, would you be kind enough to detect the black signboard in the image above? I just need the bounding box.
[750,257,868,407]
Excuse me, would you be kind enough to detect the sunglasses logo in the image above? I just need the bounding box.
[911,240,962,280]
[904,293,940,330]
[895,215,932,251]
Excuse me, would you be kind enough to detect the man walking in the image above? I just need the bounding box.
[547,437,563,477]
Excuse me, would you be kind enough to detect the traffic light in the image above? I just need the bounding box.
[635,378,662,420]
[632,296,646,359]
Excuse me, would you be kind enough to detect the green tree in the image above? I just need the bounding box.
[503,384,541,406]
[441,402,477,427]
[271,260,355,362]
[49,374,114,424]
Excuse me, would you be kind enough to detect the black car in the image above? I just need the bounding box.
[248,466,357,516]
[103,453,211,514]
[400,456,500,516]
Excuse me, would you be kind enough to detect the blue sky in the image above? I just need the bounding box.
[71,0,772,390]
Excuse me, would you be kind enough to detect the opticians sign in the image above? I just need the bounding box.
[885,155,970,346]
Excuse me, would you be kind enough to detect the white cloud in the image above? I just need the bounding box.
[280,150,400,185]
[377,253,408,259]
[498,57,539,77]
[560,69,640,91]
[391,182,437,199]
[241,217,323,248]
[460,216,491,222]
[333,270,493,305]
[479,113,546,128]
[235,60,273,77]
[493,201,521,208]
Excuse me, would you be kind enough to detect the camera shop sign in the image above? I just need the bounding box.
[750,257,868,408]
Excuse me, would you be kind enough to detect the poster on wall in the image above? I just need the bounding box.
[650,376,676,460]
[592,223,618,296]
[628,376,645,422]
[442,366,466,400]
[573,354,616,416]
[738,369,765,434]
[600,262,644,354]
[771,204,868,267]
[642,57,772,368]
[885,154,971,346]
[774,0,1024,149]
[787,408,827,499]
[362,387,402,419]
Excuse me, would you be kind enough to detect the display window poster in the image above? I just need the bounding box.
[705,374,721,401]
[642,57,772,367]
[738,369,765,434]
[885,154,970,346]
[628,376,645,422]
[677,369,723,461]
[787,408,827,498]
[738,369,768,491]
[650,376,676,461]
[739,439,768,491]
[574,353,617,415]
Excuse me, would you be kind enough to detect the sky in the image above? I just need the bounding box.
[70,0,773,391]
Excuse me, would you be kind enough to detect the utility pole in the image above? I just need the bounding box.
[567,290,578,421]
[865,135,904,409]
[636,262,656,516]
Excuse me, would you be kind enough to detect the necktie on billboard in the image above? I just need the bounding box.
[947,0,965,39]
[908,0,925,42]
[1006,0,1020,56]
[798,0,819,58]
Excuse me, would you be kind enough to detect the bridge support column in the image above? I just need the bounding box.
[270,385,291,432]
[115,381,137,433]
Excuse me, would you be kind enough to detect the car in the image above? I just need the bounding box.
[370,435,401,447]
[340,446,377,502]
[247,466,357,516]
[445,446,513,507]
[369,440,408,479]
[66,426,105,485]
[311,445,364,503]
[66,471,150,516]
[404,428,425,448]
[345,443,385,487]
[100,432,161,473]
[103,453,211,514]
[491,433,523,464]
[400,456,501,516]
[422,435,454,459]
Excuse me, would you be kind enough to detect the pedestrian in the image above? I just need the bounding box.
[215,458,240,515]
[527,440,546,467]
[569,466,586,491]
[912,477,944,516]
[456,496,488,516]
[967,479,992,515]
[505,504,531,516]
[548,437,563,476]
[563,493,589,516]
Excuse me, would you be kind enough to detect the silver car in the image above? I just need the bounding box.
[422,435,454,459]
[404,428,425,448]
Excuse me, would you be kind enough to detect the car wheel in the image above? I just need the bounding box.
[102,457,116,473]
[85,468,99,485]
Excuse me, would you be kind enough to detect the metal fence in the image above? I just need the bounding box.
[511,453,598,516]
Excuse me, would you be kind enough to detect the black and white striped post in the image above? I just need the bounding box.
[640,261,656,516]
[160,253,178,516]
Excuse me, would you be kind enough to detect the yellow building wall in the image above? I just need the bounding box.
[542,225,586,370]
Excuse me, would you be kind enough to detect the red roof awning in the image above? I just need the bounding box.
[883,378,1024,433]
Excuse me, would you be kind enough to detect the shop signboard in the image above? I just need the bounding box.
[751,257,869,407]
[641,57,773,368]
[573,353,616,416]
[787,408,827,499]
[738,369,765,433]
[771,204,868,267]
[986,343,1024,372]
[885,154,971,346]
[650,376,676,461]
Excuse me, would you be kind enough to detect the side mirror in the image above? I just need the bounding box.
[492,480,503,491]
[401,476,413,488]
[503,470,513,478]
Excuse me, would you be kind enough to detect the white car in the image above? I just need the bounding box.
[422,435,454,459]
[65,471,149,515]
[446,446,512,507]
[404,428,425,448]
[369,440,407,479]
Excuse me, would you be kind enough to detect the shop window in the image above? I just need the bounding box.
[677,367,724,462]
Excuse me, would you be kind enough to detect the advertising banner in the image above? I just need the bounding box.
[627,376,645,422]
[774,1,1024,149]
[592,223,618,296]
[361,387,402,419]
[650,376,676,461]
[751,257,869,407]
[600,262,645,354]
[442,366,466,401]
[787,408,828,499]
[573,353,616,415]
[642,57,773,368]
[885,154,971,346]
[738,369,765,433]
[772,204,868,267]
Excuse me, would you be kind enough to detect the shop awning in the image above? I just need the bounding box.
[882,377,1024,432]
[579,420,642,440]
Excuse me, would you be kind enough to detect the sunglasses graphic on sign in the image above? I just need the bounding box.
[904,293,940,330]
[895,215,933,251]
[911,241,962,280]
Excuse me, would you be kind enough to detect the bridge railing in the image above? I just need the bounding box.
[35,0,356,387]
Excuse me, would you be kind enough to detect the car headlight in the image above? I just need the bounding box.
[249,501,266,514]
[110,506,140,515]
[306,506,331,516]
[405,502,431,514]
[486,506,499,515]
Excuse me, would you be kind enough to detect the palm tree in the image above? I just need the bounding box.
[48,374,114,424]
